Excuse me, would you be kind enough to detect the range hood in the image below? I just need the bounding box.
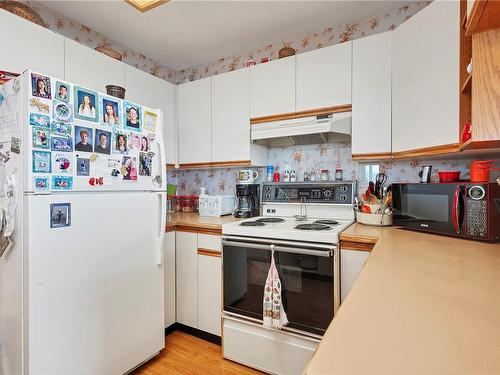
[251,112,351,147]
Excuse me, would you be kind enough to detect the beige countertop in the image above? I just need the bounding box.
[306,224,500,374]
[166,212,241,233]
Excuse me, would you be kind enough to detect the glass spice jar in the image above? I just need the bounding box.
[335,168,343,181]
[320,169,330,181]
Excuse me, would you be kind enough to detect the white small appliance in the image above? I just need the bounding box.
[199,194,235,217]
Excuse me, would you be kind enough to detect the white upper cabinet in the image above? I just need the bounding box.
[391,1,459,153]
[64,38,125,92]
[352,32,392,156]
[0,10,64,78]
[296,42,352,111]
[125,65,177,165]
[250,56,296,118]
[212,69,250,162]
[177,77,212,165]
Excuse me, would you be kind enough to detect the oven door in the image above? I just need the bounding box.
[222,236,338,337]
[392,183,465,236]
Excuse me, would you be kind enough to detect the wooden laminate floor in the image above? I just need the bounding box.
[132,331,263,375]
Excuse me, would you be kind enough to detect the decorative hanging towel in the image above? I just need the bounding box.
[263,245,288,329]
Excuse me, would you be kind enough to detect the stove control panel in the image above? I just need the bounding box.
[262,182,355,204]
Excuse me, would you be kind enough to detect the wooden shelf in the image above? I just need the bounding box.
[465,0,500,36]
[461,73,472,93]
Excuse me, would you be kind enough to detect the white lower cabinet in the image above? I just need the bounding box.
[175,231,198,327]
[164,231,176,328]
[197,253,221,336]
[340,249,370,302]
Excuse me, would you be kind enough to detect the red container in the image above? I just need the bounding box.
[273,172,280,182]
[470,160,500,182]
[438,171,461,182]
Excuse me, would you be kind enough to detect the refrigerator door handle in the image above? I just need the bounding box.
[154,111,167,190]
[157,192,166,266]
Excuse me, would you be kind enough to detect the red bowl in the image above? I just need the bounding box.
[438,171,461,182]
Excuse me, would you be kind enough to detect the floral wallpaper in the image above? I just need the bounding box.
[168,143,500,197]
[177,1,430,83]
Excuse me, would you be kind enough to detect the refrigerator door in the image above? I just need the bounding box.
[26,192,165,374]
[24,71,167,193]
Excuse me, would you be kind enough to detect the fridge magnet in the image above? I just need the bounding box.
[123,101,142,132]
[51,136,73,152]
[33,176,50,192]
[139,152,152,177]
[73,86,99,123]
[52,176,73,190]
[94,128,111,155]
[121,156,137,181]
[50,121,72,137]
[49,203,71,228]
[74,125,93,153]
[139,135,151,152]
[55,81,70,103]
[53,100,73,122]
[32,127,50,149]
[143,110,157,133]
[113,133,128,154]
[10,137,21,154]
[76,158,90,176]
[128,132,141,150]
[31,73,51,99]
[32,150,51,173]
[89,153,99,162]
[52,153,73,174]
[29,113,50,128]
[100,95,121,127]
[29,98,50,115]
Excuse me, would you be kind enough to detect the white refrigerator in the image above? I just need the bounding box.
[0,71,166,374]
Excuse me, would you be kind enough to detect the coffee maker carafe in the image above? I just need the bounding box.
[234,184,260,218]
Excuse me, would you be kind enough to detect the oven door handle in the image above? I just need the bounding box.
[222,239,333,257]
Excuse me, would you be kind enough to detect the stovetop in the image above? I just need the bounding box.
[222,216,354,244]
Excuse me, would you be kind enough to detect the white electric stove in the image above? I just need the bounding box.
[221,181,356,375]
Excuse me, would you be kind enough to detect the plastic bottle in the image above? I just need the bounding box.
[283,165,290,182]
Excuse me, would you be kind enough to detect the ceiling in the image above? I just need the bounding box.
[39,0,411,71]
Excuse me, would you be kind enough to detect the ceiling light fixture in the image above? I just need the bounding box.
[125,0,168,13]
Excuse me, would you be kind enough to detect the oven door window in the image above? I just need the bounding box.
[223,242,334,336]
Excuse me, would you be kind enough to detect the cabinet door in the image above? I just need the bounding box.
[352,32,392,156]
[64,38,125,92]
[0,10,64,78]
[392,1,459,153]
[250,56,295,118]
[212,69,250,162]
[197,253,221,336]
[296,42,352,111]
[164,231,176,328]
[340,249,370,303]
[125,65,177,165]
[176,231,198,328]
[177,77,211,164]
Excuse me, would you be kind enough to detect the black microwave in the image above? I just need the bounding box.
[392,183,500,241]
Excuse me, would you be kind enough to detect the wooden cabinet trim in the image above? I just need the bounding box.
[340,241,375,252]
[171,225,222,236]
[197,248,221,257]
[392,143,460,159]
[250,104,352,125]
[465,0,500,36]
[352,152,392,161]
[178,160,251,169]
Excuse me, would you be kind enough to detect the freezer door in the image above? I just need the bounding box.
[26,192,165,374]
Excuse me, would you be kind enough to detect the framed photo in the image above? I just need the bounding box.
[121,156,137,181]
[74,125,94,153]
[32,126,50,149]
[76,158,90,176]
[52,153,73,174]
[29,113,50,128]
[52,176,73,190]
[94,128,111,155]
[33,176,50,192]
[143,109,157,133]
[50,121,72,137]
[100,95,121,127]
[123,101,142,132]
[55,81,70,103]
[50,203,71,228]
[51,136,73,152]
[31,73,51,99]
[29,97,50,115]
[113,132,128,154]
[32,150,51,173]
[139,152,152,177]
[53,100,73,122]
[128,132,141,150]
[73,86,99,122]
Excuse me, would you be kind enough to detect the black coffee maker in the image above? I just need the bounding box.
[234,184,260,218]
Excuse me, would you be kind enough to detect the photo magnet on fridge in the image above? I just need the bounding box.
[52,176,73,190]
[55,81,70,103]
[50,121,72,137]
[139,152,152,177]
[29,113,50,128]
[76,158,90,176]
[51,136,73,152]
[113,132,128,155]
[32,127,50,149]
[50,203,71,228]
[33,176,50,192]
[128,132,141,150]
[31,73,51,99]
[10,137,20,154]
[32,150,51,173]
[143,109,157,133]
[53,100,74,122]
[123,101,142,132]
[121,156,137,181]
[94,128,111,155]
[100,95,121,127]
[74,125,94,153]
[52,153,73,174]
[74,86,99,123]
[29,97,50,115]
